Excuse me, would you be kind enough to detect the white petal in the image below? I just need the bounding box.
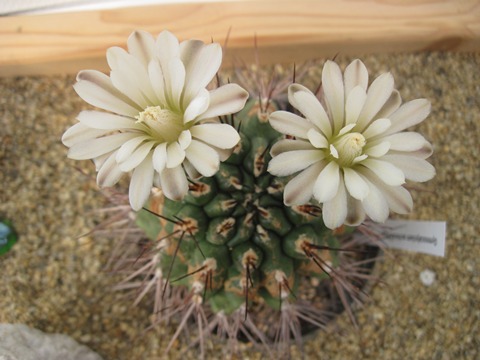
[374,89,402,119]
[313,161,340,203]
[77,110,136,130]
[127,30,156,67]
[152,142,167,173]
[307,128,329,149]
[364,141,390,157]
[338,123,356,136]
[343,168,369,200]
[118,141,155,172]
[361,158,405,186]
[385,99,431,135]
[184,88,210,123]
[129,153,154,211]
[345,86,367,125]
[178,130,192,150]
[147,59,167,107]
[97,151,124,187]
[62,122,110,147]
[190,123,240,149]
[156,30,180,67]
[322,175,348,229]
[68,133,136,160]
[107,47,156,107]
[268,111,313,139]
[360,177,390,223]
[322,60,345,133]
[345,196,366,226]
[183,159,201,179]
[160,165,188,201]
[357,72,394,131]
[166,141,186,168]
[367,176,413,215]
[344,59,369,95]
[165,57,186,107]
[180,42,222,105]
[382,154,436,182]
[268,150,323,176]
[199,84,249,120]
[288,84,332,138]
[284,162,325,205]
[362,118,391,139]
[116,136,149,164]
[185,140,220,177]
[74,70,139,117]
[384,132,427,152]
[270,139,313,157]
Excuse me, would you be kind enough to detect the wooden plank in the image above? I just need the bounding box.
[1,0,479,77]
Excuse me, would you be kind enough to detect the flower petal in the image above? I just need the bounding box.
[343,59,369,96]
[322,175,348,229]
[288,84,332,138]
[360,177,390,223]
[97,151,124,187]
[61,122,110,147]
[74,70,140,117]
[345,86,367,125]
[127,30,156,67]
[184,88,210,123]
[345,196,366,226]
[385,99,431,135]
[118,140,155,172]
[343,168,369,200]
[283,162,325,205]
[185,140,220,177]
[307,128,329,149]
[116,136,150,164]
[178,130,192,150]
[160,165,188,201]
[199,84,249,120]
[129,153,154,210]
[374,89,402,119]
[357,72,394,131]
[322,60,345,133]
[361,158,405,186]
[382,154,436,182]
[190,123,240,149]
[68,133,137,160]
[268,150,323,177]
[384,132,428,152]
[269,111,313,139]
[313,161,340,203]
[77,110,136,130]
[362,118,391,139]
[166,141,186,168]
[152,142,167,173]
[364,141,390,157]
[180,41,222,105]
[270,139,313,157]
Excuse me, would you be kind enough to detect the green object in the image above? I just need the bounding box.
[136,99,347,314]
[0,219,18,255]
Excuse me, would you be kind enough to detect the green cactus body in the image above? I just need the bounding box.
[137,99,349,315]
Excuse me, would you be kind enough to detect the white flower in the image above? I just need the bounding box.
[268,59,435,229]
[62,30,249,210]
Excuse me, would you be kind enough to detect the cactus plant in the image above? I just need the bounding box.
[62,30,435,358]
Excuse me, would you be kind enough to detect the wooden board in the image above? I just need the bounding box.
[1,0,479,76]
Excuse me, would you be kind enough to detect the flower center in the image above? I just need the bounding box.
[332,132,366,166]
[135,106,184,143]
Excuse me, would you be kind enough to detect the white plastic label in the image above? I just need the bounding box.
[380,220,446,257]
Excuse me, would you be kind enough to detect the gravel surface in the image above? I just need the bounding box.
[1,52,479,359]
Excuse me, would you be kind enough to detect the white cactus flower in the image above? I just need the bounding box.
[62,30,249,210]
[268,59,435,229]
